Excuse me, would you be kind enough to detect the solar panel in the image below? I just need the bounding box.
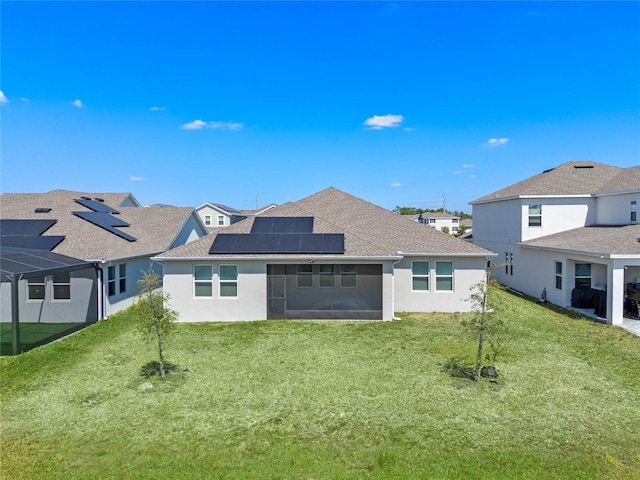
[74,198,120,214]
[0,235,65,251]
[209,233,344,254]
[0,219,57,236]
[73,212,136,242]
[251,217,314,234]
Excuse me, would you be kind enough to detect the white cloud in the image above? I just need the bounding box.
[71,99,83,108]
[363,114,404,129]
[0,91,9,104]
[20,97,30,102]
[150,106,166,111]
[181,119,244,130]
[390,182,405,187]
[452,170,462,175]
[468,174,477,179]
[462,164,474,169]
[485,137,509,147]
[130,176,147,182]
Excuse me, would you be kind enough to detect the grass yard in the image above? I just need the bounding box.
[0,322,87,357]
[1,288,639,479]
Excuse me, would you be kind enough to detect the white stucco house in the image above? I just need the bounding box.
[414,212,462,234]
[196,202,277,231]
[470,161,640,326]
[1,190,208,321]
[156,187,495,322]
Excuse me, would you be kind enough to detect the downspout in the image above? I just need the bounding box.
[392,257,403,321]
[96,265,105,320]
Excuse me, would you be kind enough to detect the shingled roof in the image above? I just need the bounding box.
[0,189,199,261]
[470,161,625,204]
[158,187,492,259]
[521,224,640,257]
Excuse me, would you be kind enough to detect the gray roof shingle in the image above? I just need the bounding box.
[158,187,492,259]
[470,161,628,204]
[1,189,198,261]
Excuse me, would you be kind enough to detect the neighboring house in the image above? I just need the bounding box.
[413,212,462,234]
[196,202,277,231]
[0,189,208,319]
[156,187,494,322]
[470,161,640,326]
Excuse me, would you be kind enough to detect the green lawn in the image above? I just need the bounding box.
[0,322,87,357]
[1,288,639,479]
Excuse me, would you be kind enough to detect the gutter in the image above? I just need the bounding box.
[151,255,405,262]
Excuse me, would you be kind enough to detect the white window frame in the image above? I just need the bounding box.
[528,204,542,227]
[297,264,313,288]
[575,263,592,289]
[194,265,213,298]
[318,264,334,288]
[435,261,454,291]
[52,272,71,300]
[27,276,46,301]
[107,263,127,296]
[217,215,225,226]
[411,261,430,292]
[555,261,562,290]
[631,201,637,224]
[204,215,212,226]
[219,264,238,298]
[340,264,357,288]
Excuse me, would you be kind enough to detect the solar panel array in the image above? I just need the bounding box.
[74,198,120,214]
[0,235,65,251]
[0,219,57,236]
[73,211,137,242]
[251,217,314,234]
[209,233,344,254]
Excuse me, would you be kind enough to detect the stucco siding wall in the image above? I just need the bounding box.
[596,193,640,225]
[1,267,98,324]
[520,198,596,242]
[394,256,486,313]
[473,199,522,244]
[197,206,230,227]
[170,214,207,248]
[163,260,266,322]
[104,256,158,316]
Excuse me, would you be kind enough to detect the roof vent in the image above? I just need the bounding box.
[574,165,594,169]
[542,168,554,174]
[81,196,92,200]
[94,197,105,202]
[34,208,52,213]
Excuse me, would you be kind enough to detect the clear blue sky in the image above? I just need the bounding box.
[2,1,639,213]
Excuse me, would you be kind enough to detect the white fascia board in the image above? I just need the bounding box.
[95,252,164,264]
[594,189,640,198]
[152,255,403,262]
[519,244,613,258]
[470,194,592,205]
[399,252,497,258]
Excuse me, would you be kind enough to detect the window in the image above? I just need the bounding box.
[452,227,459,232]
[219,265,238,297]
[194,265,213,297]
[297,264,313,287]
[505,252,513,276]
[53,272,71,300]
[429,218,436,224]
[340,264,357,288]
[28,276,46,300]
[218,215,225,226]
[509,253,513,276]
[435,261,453,291]
[555,261,562,290]
[204,215,212,226]
[319,264,334,288]
[119,264,127,294]
[528,204,542,227]
[412,261,429,291]
[631,201,637,223]
[107,263,126,296]
[452,218,459,224]
[575,263,591,289]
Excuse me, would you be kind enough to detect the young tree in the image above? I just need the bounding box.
[131,265,178,378]
[461,269,506,382]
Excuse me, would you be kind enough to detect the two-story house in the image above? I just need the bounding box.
[470,161,640,326]
[196,202,277,231]
[413,212,462,234]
